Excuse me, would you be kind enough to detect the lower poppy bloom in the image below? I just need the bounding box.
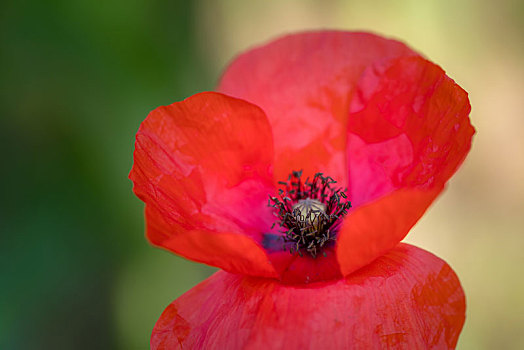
[130,31,474,349]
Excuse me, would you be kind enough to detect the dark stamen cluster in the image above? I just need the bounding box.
[268,170,351,258]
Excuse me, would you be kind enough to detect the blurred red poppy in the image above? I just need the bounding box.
[130,31,474,349]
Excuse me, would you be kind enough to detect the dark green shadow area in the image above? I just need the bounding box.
[0,0,216,348]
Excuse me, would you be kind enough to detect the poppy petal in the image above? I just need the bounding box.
[151,243,466,349]
[130,92,277,278]
[337,56,475,275]
[265,247,343,284]
[218,31,418,185]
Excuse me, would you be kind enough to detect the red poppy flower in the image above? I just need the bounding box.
[130,31,474,349]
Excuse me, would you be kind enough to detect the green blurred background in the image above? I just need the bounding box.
[1,0,523,349]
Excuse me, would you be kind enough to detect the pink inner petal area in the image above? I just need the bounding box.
[130,92,277,278]
[151,244,466,350]
[337,56,475,276]
[218,31,418,184]
[347,56,474,205]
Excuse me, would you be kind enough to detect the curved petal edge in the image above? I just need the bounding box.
[130,91,277,278]
[337,55,475,275]
[151,243,466,349]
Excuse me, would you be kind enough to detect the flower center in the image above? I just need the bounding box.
[268,170,351,258]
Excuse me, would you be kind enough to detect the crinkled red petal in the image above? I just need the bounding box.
[130,92,277,278]
[151,243,466,349]
[218,31,418,184]
[337,56,475,275]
